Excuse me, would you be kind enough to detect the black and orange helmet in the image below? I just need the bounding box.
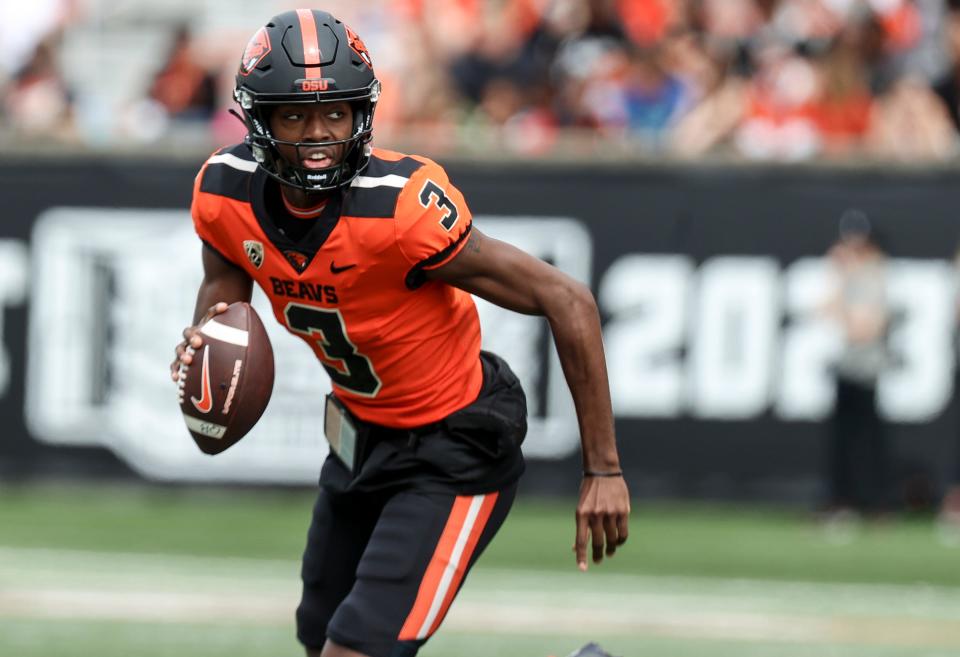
[233,9,380,192]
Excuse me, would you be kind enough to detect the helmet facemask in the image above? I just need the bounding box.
[234,80,380,193]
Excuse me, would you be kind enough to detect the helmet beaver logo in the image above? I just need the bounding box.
[345,24,372,68]
[240,27,272,76]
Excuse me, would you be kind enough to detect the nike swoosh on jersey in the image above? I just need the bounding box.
[330,262,357,274]
[190,347,214,414]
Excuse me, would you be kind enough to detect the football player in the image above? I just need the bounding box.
[171,9,630,657]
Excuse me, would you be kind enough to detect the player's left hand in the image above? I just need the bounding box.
[574,474,630,571]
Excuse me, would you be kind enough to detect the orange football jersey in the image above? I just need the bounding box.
[191,145,483,427]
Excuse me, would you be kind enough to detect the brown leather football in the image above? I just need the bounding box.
[177,302,275,454]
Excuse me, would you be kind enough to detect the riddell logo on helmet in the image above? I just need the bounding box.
[297,78,332,92]
[240,27,272,76]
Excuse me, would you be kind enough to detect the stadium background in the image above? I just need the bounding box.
[3,1,960,656]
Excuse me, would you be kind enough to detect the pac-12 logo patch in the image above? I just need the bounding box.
[240,27,272,76]
[244,240,264,269]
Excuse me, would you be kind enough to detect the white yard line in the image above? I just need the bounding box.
[0,586,825,638]
[2,587,960,648]
[1,546,960,647]
[0,588,293,624]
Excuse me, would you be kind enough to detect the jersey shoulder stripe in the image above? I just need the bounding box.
[342,150,426,218]
[199,143,256,203]
[405,222,473,290]
[365,149,424,179]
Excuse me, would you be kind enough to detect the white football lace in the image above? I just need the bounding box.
[176,361,188,403]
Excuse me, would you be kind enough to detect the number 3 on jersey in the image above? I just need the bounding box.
[419,180,459,231]
[283,303,382,397]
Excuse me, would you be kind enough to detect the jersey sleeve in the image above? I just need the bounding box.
[394,159,474,290]
[190,149,242,267]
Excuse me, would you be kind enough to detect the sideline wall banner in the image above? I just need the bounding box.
[1,158,958,500]
[22,208,588,482]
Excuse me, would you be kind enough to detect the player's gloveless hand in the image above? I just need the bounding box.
[169,302,230,382]
[574,475,630,571]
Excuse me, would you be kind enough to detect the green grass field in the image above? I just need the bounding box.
[1,482,959,657]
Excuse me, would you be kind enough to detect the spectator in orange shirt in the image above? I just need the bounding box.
[735,46,822,160]
[148,24,218,122]
[808,18,876,157]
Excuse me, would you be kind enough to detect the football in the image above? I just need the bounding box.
[177,302,275,454]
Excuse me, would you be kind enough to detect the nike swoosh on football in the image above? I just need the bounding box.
[190,347,214,414]
[330,262,357,274]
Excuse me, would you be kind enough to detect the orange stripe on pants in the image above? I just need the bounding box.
[398,492,498,641]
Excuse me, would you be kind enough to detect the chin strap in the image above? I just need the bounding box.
[228,108,246,127]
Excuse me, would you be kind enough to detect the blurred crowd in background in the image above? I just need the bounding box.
[5,0,960,525]
[8,0,960,160]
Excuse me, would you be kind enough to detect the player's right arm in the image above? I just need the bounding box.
[169,244,254,382]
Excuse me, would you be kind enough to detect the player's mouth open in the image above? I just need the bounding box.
[302,151,334,169]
